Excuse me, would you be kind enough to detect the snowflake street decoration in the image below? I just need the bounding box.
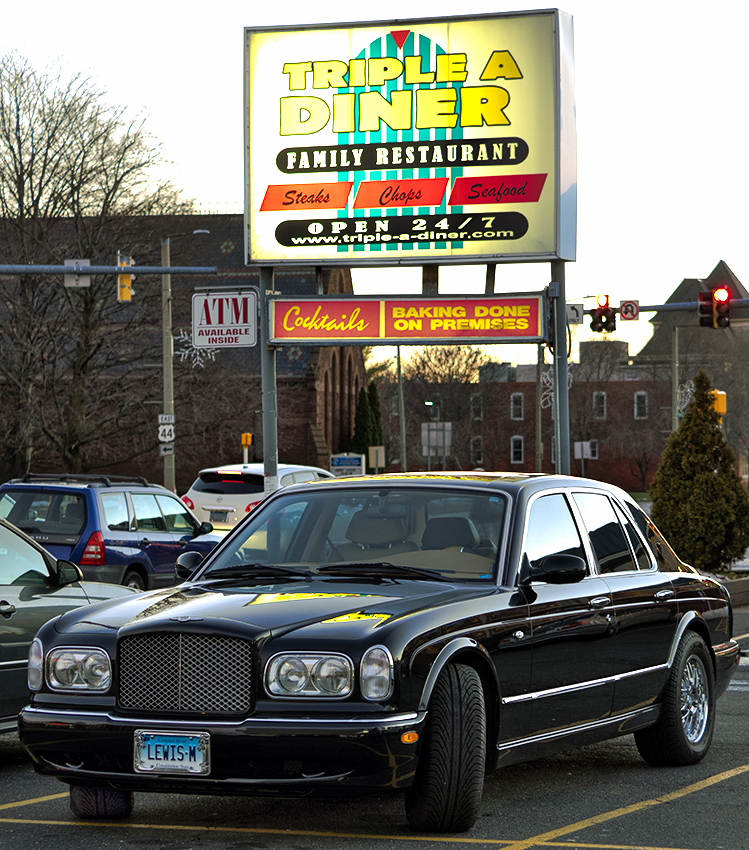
[678,380,694,412]
[540,367,573,409]
[175,329,217,368]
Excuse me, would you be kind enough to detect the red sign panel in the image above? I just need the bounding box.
[270,296,545,344]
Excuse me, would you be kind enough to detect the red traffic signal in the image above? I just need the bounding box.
[590,295,616,333]
[713,286,730,328]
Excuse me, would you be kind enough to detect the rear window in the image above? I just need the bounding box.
[192,472,264,496]
[0,489,87,536]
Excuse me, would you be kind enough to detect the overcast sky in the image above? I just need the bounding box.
[3,0,746,364]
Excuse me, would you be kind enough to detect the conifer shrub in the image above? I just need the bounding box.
[650,369,749,573]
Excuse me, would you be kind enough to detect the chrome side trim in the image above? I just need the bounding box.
[497,706,656,752]
[502,663,667,705]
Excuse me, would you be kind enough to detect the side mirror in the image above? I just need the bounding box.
[175,550,203,581]
[199,521,213,535]
[525,554,588,585]
[56,559,84,586]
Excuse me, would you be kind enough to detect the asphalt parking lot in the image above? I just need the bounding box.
[2,607,747,850]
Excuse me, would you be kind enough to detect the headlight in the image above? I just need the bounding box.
[266,653,353,697]
[360,646,394,701]
[28,638,43,691]
[47,647,112,691]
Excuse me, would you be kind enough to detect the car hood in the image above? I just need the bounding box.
[54,577,491,639]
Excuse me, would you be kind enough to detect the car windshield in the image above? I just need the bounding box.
[201,486,507,582]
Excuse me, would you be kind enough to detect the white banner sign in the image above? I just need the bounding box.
[192,290,258,348]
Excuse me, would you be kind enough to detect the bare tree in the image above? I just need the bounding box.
[0,54,192,477]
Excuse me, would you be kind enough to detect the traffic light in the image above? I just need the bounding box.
[117,254,132,302]
[590,295,616,333]
[697,290,713,326]
[713,286,730,328]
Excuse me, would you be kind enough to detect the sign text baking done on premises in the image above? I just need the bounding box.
[244,10,576,266]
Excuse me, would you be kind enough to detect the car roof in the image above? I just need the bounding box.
[275,471,631,500]
[1,473,167,490]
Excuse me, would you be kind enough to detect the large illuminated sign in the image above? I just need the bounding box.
[269,294,547,344]
[244,10,576,266]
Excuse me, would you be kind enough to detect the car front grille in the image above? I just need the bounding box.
[118,632,254,714]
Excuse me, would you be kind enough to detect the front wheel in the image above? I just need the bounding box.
[635,631,715,766]
[69,785,134,819]
[405,663,486,832]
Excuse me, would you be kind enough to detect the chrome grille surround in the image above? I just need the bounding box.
[118,632,253,714]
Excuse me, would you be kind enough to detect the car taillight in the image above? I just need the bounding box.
[182,496,194,509]
[245,500,262,513]
[79,531,106,566]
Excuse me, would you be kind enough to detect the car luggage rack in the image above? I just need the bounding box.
[14,472,153,488]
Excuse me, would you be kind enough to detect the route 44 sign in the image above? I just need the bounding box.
[158,424,175,443]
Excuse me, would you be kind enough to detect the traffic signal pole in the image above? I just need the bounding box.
[551,260,571,475]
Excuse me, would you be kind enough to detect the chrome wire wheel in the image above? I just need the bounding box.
[680,654,709,744]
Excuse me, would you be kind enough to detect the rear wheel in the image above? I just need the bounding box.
[69,785,134,819]
[123,569,146,591]
[635,631,715,766]
[405,663,486,832]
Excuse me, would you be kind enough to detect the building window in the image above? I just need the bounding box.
[471,435,483,467]
[510,435,524,464]
[470,392,483,421]
[510,392,524,420]
[634,391,648,420]
[589,439,599,460]
[593,391,607,420]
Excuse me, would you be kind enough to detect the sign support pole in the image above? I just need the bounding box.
[259,267,279,493]
[551,259,571,475]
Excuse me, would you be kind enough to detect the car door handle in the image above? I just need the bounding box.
[0,601,17,616]
[589,596,611,608]
[655,588,675,600]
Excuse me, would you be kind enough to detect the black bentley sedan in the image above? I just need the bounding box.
[19,473,740,832]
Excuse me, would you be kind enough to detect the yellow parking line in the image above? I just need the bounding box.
[1,765,748,848]
[498,763,749,850]
[0,793,67,811]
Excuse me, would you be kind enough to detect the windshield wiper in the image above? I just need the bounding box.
[317,563,451,582]
[201,564,313,580]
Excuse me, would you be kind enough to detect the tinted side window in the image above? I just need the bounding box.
[524,493,586,571]
[157,494,196,534]
[573,493,637,574]
[0,524,49,585]
[101,493,130,531]
[613,502,653,570]
[131,494,166,532]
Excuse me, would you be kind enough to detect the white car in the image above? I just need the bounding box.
[181,463,334,532]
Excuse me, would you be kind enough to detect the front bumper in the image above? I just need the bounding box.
[19,705,426,797]
[713,639,741,698]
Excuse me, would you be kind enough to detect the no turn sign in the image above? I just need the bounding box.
[619,300,639,321]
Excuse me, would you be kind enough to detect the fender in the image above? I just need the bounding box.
[416,637,498,712]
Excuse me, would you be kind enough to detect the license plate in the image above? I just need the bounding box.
[134,731,210,775]
[209,511,228,523]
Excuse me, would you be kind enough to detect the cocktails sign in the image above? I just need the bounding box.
[269,295,546,344]
[245,11,576,266]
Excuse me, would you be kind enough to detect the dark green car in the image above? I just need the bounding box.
[0,517,133,732]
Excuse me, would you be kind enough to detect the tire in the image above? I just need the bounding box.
[123,569,146,591]
[405,663,486,833]
[69,785,134,819]
[635,631,715,766]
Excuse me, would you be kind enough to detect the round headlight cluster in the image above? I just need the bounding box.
[266,653,353,697]
[47,647,112,691]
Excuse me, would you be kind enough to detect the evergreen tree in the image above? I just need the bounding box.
[348,387,373,457]
[368,381,384,447]
[650,369,749,573]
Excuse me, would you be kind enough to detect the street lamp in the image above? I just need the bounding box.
[160,229,209,492]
